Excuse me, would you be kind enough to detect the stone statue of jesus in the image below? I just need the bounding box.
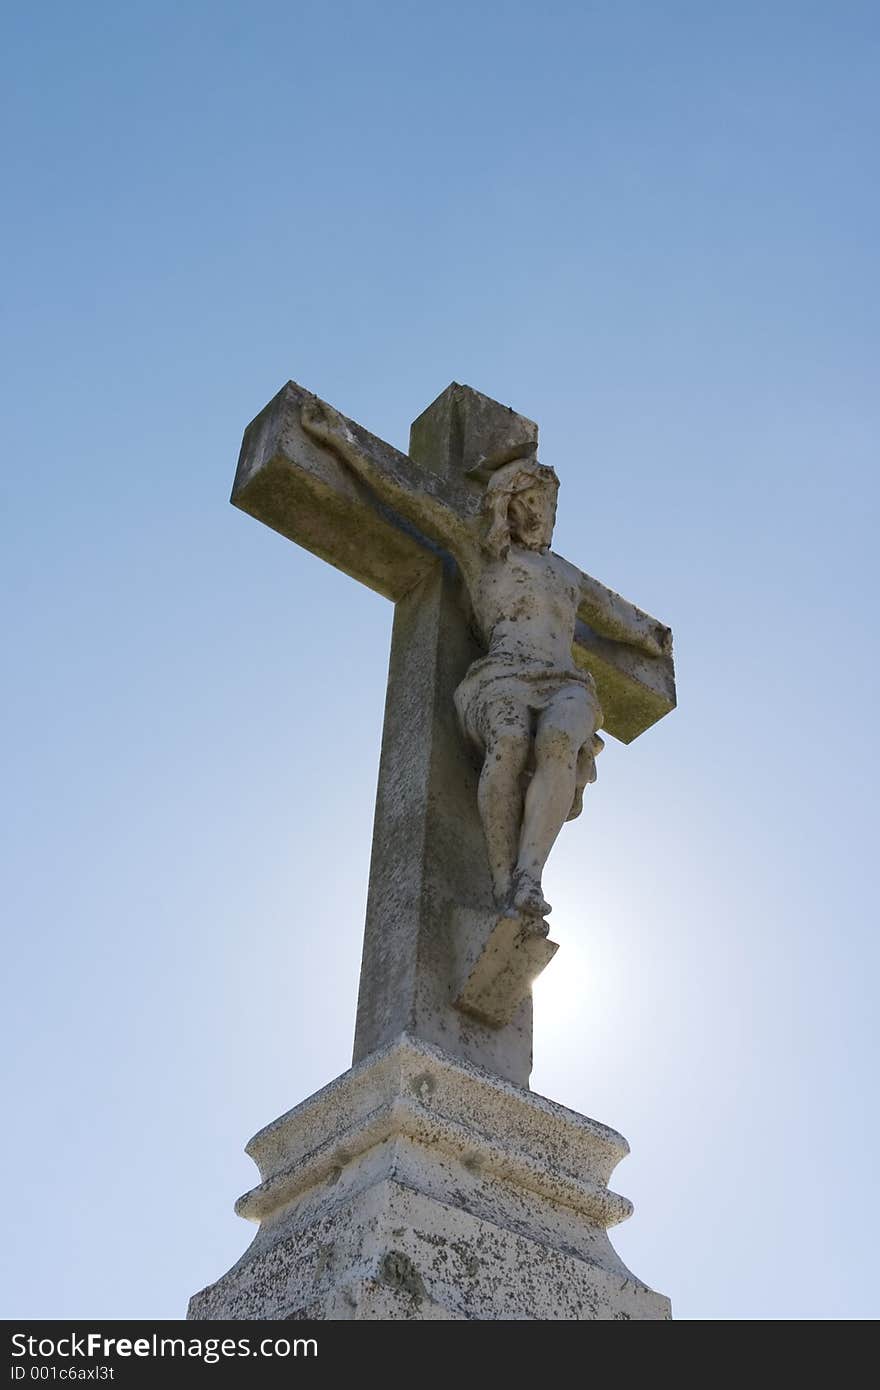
[302,399,670,924]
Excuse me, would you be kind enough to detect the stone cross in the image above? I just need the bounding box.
[232,382,675,1088]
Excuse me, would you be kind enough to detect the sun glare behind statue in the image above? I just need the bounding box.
[531,863,641,1091]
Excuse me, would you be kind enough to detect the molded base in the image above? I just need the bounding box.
[188,1036,670,1321]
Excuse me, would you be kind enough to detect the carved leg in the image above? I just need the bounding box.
[477,701,531,907]
[516,688,596,905]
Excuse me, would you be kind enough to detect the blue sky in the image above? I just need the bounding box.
[2,1,878,1320]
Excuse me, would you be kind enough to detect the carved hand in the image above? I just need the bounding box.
[301,397,344,447]
[300,396,384,493]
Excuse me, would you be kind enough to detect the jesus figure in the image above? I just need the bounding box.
[301,399,670,923]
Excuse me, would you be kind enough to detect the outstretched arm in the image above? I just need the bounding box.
[579,572,672,658]
[301,398,472,559]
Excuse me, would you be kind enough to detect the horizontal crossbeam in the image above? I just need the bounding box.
[231,380,474,601]
[231,380,675,743]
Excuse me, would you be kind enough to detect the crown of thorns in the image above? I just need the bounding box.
[466,438,544,483]
[475,449,559,497]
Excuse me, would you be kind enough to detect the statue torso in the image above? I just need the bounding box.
[469,546,581,670]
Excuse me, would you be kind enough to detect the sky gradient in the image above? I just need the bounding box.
[3,1,878,1320]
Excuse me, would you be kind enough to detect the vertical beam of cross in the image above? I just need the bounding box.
[352,388,541,1085]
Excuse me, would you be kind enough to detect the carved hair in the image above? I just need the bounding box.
[481,458,560,558]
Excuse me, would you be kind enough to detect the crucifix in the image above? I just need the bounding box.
[233,381,675,1088]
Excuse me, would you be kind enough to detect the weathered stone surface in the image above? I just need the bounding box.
[350,388,560,1087]
[413,385,676,747]
[188,1037,671,1321]
[453,911,558,1029]
[232,380,470,603]
[302,388,674,1047]
[573,616,675,745]
[353,562,536,1086]
[409,381,539,482]
[233,380,676,1089]
[232,380,675,742]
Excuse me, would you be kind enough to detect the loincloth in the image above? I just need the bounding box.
[454,655,603,753]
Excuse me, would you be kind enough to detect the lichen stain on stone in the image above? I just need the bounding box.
[450,1240,480,1279]
[378,1250,426,1301]
[412,1229,449,1251]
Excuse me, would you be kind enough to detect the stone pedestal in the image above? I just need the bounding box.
[188,1036,670,1321]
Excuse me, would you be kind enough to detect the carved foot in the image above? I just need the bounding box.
[512,873,552,924]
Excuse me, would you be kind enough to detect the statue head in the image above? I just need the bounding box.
[481,457,560,558]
